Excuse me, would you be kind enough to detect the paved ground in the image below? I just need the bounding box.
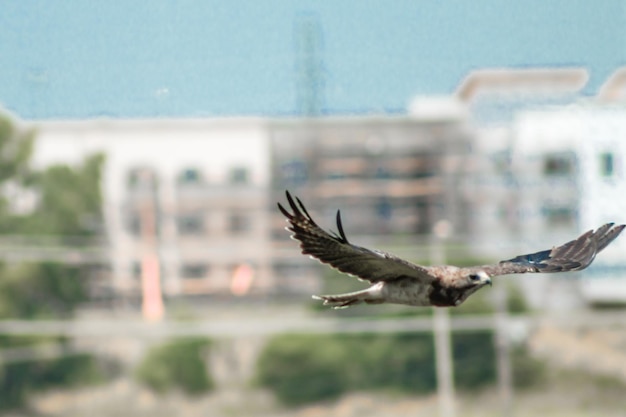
[16,377,626,417]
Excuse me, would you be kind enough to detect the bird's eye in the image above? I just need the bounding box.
[469,273,481,281]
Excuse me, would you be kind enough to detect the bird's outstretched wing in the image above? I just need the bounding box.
[277,191,435,284]
[482,223,625,277]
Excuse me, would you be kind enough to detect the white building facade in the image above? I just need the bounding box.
[31,118,274,299]
[512,105,626,305]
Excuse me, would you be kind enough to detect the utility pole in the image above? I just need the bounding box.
[494,284,513,416]
[431,220,456,417]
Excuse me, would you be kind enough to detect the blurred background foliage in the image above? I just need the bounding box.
[135,337,214,395]
[256,330,544,407]
[19,153,105,237]
[0,114,109,410]
[0,349,108,410]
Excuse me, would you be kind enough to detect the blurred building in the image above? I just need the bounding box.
[454,66,626,308]
[455,68,589,248]
[269,113,474,242]
[32,118,273,299]
[29,111,476,301]
[512,104,626,305]
[24,66,626,309]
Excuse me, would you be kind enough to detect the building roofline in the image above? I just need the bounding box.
[455,67,589,102]
[597,66,626,102]
[29,116,270,133]
[266,113,462,127]
[27,113,464,133]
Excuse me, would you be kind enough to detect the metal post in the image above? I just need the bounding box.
[434,308,456,417]
[494,284,513,416]
[431,220,456,417]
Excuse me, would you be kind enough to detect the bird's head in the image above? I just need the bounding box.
[432,267,493,307]
[466,270,492,287]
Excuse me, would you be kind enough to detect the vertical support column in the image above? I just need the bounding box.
[431,220,456,417]
[494,284,513,416]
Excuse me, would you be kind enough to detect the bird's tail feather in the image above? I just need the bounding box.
[313,288,383,309]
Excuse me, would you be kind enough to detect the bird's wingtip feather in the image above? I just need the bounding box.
[277,202,291,218]
[335,210,349,243]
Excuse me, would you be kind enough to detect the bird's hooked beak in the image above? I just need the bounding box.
[479,271,492,286]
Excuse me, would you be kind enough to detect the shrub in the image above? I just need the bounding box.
[356,333,437,393]
[256,335,350,405]
[452,331,496,389]
[0,352,108,411]
[511,344,547,389]
[135,337,213,395]
[256,330,501,406]
[260,274,538,409]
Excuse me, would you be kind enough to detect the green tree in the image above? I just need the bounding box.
[0,153,106,318]
[135,337,214,395]
[256,329,542,407]
[18,153,105,236]
[0,112,108,410]
[256,334,351,405]
[0,115,34,183]
[0,114,35,232]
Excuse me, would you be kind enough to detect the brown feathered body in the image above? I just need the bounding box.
[323,265,487,308]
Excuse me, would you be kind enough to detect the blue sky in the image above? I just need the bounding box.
[1,0,625,119]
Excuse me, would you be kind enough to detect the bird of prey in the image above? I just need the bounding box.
[277,191,625,308]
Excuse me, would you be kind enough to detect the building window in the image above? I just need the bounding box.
[127,167,158,189]
[178,168,203,184]
[543,153,575,176]
[376,197,392,220]
[125,207,161,237]
[326,171,346,180]
[131,261,142,279]
[229,167,249,184]
[177,213,205,235]
[229,212,251,233]
[280,160,308,185]
[542,206,576,228]
[127,170,140,188]
[180,263,208,279]
[374,166,392,179]
[273,263,302,287]
[492,151,512,175]
[599,152,615,177]
[126,211,141,236]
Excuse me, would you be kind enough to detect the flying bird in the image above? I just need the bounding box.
[277,191,625,308]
